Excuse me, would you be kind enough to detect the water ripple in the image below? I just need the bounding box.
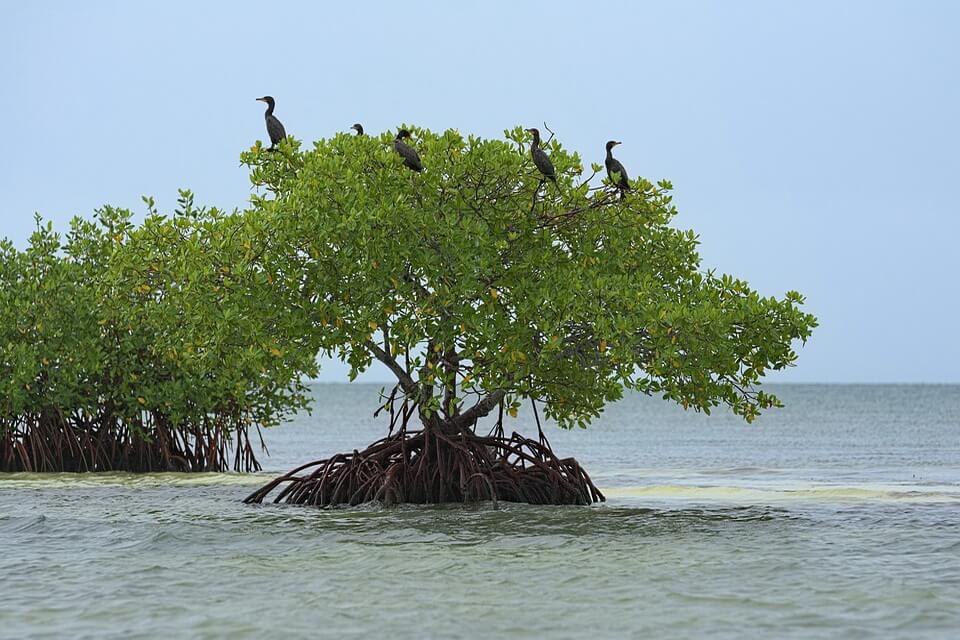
[2,384,959,638]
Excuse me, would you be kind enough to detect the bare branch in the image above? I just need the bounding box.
[451,389,507,431]
[366,340,417,395]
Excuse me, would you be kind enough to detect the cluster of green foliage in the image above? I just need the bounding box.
[2,123,815,472]
[241,126,817,429]
[0,195,312,469]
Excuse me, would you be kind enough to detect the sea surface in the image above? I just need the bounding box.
[1,384,958,639]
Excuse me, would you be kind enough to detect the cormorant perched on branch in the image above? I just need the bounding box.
[605,140,630,195]
[255,96,286,150]
[394,129,423,172]
[525,128,557,184]
[351,123,364,136]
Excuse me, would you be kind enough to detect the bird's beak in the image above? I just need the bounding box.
[255,98,265,103]
[615,141,622,146]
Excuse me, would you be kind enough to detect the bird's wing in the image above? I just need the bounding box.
[266,116,286,144]
[533,149,556,177]
[395,141,423,171]
[612,160,628,184]
[407,150,423,171]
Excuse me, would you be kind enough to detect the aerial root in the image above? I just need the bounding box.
[243,428,605,507]
[0,414,262,472]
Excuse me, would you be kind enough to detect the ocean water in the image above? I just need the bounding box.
[1,384,958,639]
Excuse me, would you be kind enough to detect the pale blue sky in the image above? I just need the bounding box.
[2,1,958,383]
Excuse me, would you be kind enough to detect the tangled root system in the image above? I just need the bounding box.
[244,427,604,507]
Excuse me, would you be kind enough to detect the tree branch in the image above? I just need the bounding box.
[451,389,507,431]
[366,340,417,395]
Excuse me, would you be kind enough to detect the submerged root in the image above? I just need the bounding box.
[244,428,605,507]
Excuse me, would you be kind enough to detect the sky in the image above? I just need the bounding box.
[1,1,958,383]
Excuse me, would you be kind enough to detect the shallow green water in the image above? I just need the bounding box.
[2,385,959,638]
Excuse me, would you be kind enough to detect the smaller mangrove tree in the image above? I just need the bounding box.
[0,196,312,472]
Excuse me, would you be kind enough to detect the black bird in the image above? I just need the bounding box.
[605,140,630,194]
[525,128,557,184]
[351,123,364,136]
[394,129,423,172]
[255,96,286,150]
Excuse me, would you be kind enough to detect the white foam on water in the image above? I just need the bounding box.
[603,483,960,503]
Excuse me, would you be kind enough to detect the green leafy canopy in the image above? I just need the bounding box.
[0,197,313,440]
[240,126,817,427]
[1,124,816,444]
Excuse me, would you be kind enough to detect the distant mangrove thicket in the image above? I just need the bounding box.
[0,193,314,471]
